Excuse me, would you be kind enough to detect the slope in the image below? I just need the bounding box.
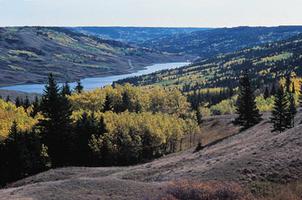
[0,112,301,200]
[0,27,182,86]
[142,26,302,58]
[117,32,302,91]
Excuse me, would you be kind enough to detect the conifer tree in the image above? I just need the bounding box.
[23,96,30,109]
[6,95,10,102]
[62,82,72,96]
[271,86,289,133]
[271,84,276,96]
[39,73,73,167]
[30,96,40,117]
[234,72,262,130]
[264,87,270,99]
[15,97,21,107]
[75,81,83,93]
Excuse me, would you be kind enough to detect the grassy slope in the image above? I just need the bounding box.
[0,27,182,86]
[1,112,301,199]
[117,33,302,91]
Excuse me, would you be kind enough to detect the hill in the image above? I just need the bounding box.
[0,112,301,199]
[71,27,208,44]
[0,27,182,87]
[117,32,302,91]
[142,26,302,58]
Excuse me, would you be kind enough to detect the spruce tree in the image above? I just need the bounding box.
[75,81,83,94]
[271,86,289,133]
[234,72,262,130]
[264,87,270,99]
[23,96,30,109]
[30,96,40,117]
[39,73,73,167]
[271,84,277,96]
[62,82,72,96]
[15,97,21,107]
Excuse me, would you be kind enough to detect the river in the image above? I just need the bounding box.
[0,62,189,94]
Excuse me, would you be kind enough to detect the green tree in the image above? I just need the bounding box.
[30,96,40,117]
[62,82,72,96]
[264,86,270,99]
[75,80,83,94]
[234,72,262,130]
[39,73,73,167]
[0,122,48,186]
[271,86,289,133]
[23,96,30,109]
[15,97,21,107]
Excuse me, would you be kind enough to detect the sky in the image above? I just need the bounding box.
[0,0,302,27]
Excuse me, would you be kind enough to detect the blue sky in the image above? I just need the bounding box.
[0,0,302,27]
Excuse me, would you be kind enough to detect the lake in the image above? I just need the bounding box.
[0,62,189,94]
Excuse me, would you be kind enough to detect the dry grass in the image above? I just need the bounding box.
[156,180,253,200]
[250,181,302,200]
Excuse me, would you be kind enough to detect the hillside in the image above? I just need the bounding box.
[117,32,302,91]
[71,27,208,44]
[0,112,301,200]
[142,26,302,58]
[0,27,182,87]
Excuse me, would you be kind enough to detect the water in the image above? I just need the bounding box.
[0,62,189,94]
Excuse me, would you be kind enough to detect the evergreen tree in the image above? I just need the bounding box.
[234,72,262,130]
[0,122,48,185]
[30,96,40,117]
[264,87,270,99]
[75,81,83,94]
[15,97,21,107]
[271,86,290,133]
[39,73,73,167]
[62,82,72,96]
[5,95,10,102]
[23,96,30,109]
[74,112,98,165]
[271,84,277,96]
[103,94,113,112]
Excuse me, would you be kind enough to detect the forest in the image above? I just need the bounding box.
[0,75,199,186]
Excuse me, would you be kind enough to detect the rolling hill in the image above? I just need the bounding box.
[0,112,301,199]
[71,27,208,44]
[0,27,183,87]
[142,26,302,59]
[117,32,302,91]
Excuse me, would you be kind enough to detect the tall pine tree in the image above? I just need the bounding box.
[234,72,262,130]
[39,74,73,167]
[271,86,290,133]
